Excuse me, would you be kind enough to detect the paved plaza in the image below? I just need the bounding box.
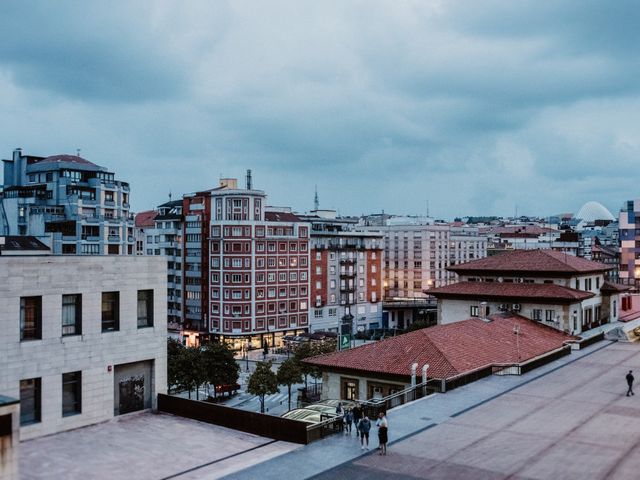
[228,340,640,480]
[19,412,300,480]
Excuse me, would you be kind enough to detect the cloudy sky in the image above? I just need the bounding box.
[1,1,638,219]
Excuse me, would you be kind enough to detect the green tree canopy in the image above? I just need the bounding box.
[247,361,278,413]
[201,342,240,397]
[277,358,303,411]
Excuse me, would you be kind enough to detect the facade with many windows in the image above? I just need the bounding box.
[300,211,384,333]
[134,200,184,329]
[0,148,134,255]
[181,176,311,349]
[0,253,167,440]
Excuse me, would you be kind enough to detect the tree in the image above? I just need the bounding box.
[247,361,278,413]
[167,338,185,395]
[277,358,303,411]
[293,341,336,389]
[201,342,240,398]
[406,320,432,333]
[181,347,207,400]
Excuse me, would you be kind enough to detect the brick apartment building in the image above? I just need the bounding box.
[180,174,310,349]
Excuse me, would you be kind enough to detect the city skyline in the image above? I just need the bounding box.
[1,1,638,217]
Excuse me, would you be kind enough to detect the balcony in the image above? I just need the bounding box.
[108,235,120,242]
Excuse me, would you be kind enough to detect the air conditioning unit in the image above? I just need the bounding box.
[498,304,508,311]
[512,304,522,311]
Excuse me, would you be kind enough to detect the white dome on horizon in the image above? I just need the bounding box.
[576,201,615,222]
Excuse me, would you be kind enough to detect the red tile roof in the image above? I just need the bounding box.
[428,281,594,302]
[305,314,573,380]
[449,249,611,275]
[134,210,158,228]
[600,281,631,294]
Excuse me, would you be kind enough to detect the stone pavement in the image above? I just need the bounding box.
[19,412,300,480]
[226,340,640,480]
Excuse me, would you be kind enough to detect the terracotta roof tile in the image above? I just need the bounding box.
[134,210,158,227]
[449,249,611,275]
[305,314,573,380]
[428,281,594,301]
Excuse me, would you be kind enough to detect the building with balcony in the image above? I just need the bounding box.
[299,210,384,333]
[0,249,167,440]
[181,173,311,349]
[619,199,640,286]
[134,200,184,329]
[0,148,134,255]
[428,249,628,335]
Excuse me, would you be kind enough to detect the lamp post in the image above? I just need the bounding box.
[244,340,250,372]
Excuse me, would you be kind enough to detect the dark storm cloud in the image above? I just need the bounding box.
[0,1,188,102]
[0,0,639,217]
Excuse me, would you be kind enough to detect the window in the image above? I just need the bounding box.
[62,294,82,336]
[314,309,323,319]
[20,378,41,425]
[137,290,154,328]
[470,305,479,317]
[532,309,542,321]
[545,310,555,322]
[62,371,82,417]
[20,296,42,341]
[101,292,120,332]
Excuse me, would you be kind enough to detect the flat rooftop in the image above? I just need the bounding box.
[20,412,300,480]
[231,340,640,480]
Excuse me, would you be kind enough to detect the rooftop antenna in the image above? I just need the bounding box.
[246,169,252,190]
[168,191,172,201]
[427,199,430,217]
[314,185,319,211]
[76,148,81,157]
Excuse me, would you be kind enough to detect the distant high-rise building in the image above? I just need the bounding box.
[0,148,134,255]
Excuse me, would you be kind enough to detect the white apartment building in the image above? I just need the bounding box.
[0,253,167,440]
[361,219,487,298]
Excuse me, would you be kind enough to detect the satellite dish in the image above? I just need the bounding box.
[498,277,503,283]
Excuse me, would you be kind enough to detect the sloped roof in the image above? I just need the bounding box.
[449,249,611,275]
[305,314,573,380]
[265,211,302,222]
[39,154,97,167]
[600,281,631,294]
[428,281,594,302]
[134,210,158,228]
[0,236,49,251]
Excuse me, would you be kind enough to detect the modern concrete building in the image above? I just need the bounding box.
[0,148,134,255]
[0,253,167,440]
[299,210,384,333]
[181,174,311,350]
[429,249,627,335]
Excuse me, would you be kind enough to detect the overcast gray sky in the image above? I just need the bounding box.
[1,1,638,218]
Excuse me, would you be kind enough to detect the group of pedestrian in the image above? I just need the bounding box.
[335,402,388,454]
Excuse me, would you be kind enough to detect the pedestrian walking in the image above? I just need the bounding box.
[336,402,344,416]
[345,408,354,434]
[376,412,388,455]
[352,404,362,428]
[627,370,635,396]
[358,415,371,450]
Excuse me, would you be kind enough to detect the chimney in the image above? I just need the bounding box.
[246,169,252,190]
[479,302,490,321]
[410,363,418,387]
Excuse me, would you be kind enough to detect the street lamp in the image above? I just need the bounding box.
[245,340,250,372]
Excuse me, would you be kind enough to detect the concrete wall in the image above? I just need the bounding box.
[0,256,167,440]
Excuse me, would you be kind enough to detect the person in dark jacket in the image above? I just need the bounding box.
[627,370,635,396]
[358,415,371,450]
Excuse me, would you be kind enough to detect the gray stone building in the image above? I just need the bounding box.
[0,148,134,255]
[0,249,167,440]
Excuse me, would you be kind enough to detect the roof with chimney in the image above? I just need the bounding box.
[305,313,573,380]
[448,249,612,276]
[428,281,594,303]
